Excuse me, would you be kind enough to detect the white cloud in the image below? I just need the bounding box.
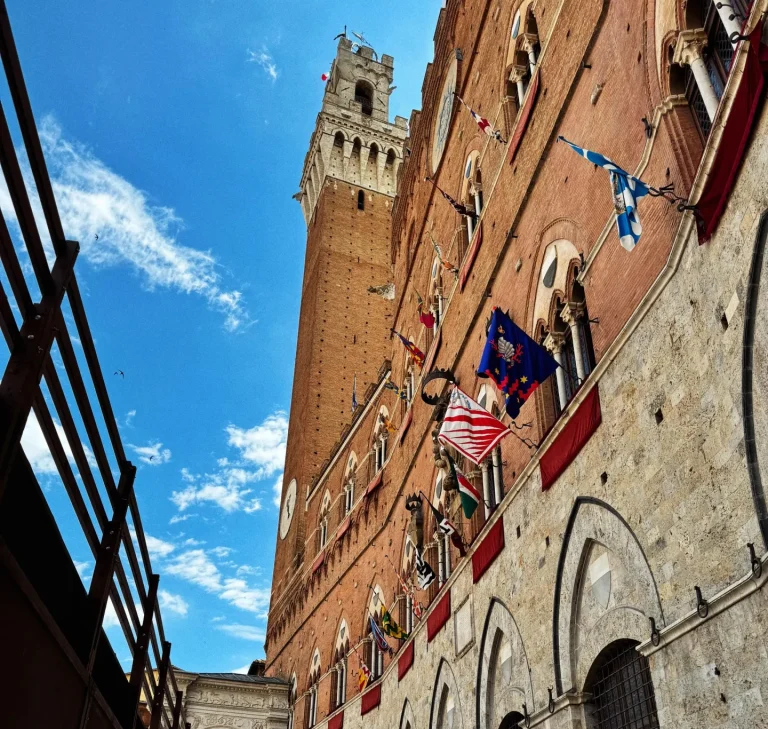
[164,549,270,615]
[103,599,121,629]
[169,513,197,525]
[226,412,288,478]
[145,534,176,559]
[74,560,91,584]
[247,47,279,82]
[216,624,266,642]
[130,441,172,466]
[159,589,189,617]
[232,663,252,674]
[4,117,249,331]
[210,546,232,558]
[236,564,258,577]
[170,466,262,513]
[21,412,97,476]
[182,537,204,547]
[124,409,136,427]
[272,474,283,508]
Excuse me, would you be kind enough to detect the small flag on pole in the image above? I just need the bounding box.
[384,378,408,400]
[425,177,477,218]
[438,386,511,465]
[415,549,436,589]
[425,497,456,536]
[456,95,506,143]
[352,374,359,412]
[418,306,436,329]
[446,453,481,519]
[558,136,650,251]
[358,660,372,691]
[391,329,425,368]
[369,615,394,655]
[477,307,559,420]
[381,605,409,639]
[431,235,458,275]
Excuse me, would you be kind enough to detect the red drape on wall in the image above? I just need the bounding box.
[508,70,540,166]
[459,223,483,292]
[329,711,344,729]
[360,684,381,715]
[398,640,414,681]
[427,589,451,642]
[311,550,325,574]
[698,26,766,242]
[539,386,602,491]
[397,409,413,447]
[364,472,382,497]
[337,516,352,539]
[472,517,505,583]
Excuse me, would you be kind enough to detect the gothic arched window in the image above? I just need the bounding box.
[355,80,374,116]
[584,640,660,729]
[319,491,331,549]
[343,453,357,516]
[357,189,365,210]
[477,386,504,516]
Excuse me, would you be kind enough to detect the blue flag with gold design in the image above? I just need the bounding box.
[477,307,559,419]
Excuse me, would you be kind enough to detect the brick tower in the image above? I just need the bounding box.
[271,38,407,604]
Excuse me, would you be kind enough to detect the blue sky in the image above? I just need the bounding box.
[6,0,438,672]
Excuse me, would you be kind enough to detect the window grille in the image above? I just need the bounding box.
[588,642,660,729]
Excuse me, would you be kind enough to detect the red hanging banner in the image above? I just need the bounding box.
[539,386,602,491]
[472,517,505,583]
[427,590,451,642]
[360,684,381,715]
[508,70,540,166]
[329,711,344,729]
[459,222,483,291]
[398,640,414,681]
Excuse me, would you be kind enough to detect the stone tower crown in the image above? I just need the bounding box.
[296,37,408,225]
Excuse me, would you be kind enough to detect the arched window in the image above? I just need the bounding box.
[365,587,386,679]
[287,673,297,729]
[584,640,659,729]
[355,80,374,116]
[374,407,390,472]
[305,651,322,729]
[503,2,540,132]
[319,491,331,549]
[400,538,417,634]
[343,453,357,516]
[437,687,456,729]
[331,620,349,711]
[357,189,365,210]
[459,153,482,260]
[498,712,525,729]
[434,471,451,586]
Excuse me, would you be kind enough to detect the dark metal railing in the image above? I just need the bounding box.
[0,2,183,728]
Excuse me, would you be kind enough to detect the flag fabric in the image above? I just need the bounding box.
[321,71,330,81]
[381,415,397,434]
[431,236,458,274]
[558,136,650,251]
[392,329,425,368]
[456,95,506,143]
[412,599,423,619]
[426,177,477,218]
[419,307,436,329]
[352,374,358,412]
[446,453,481,519]
[384,379,408,400]
[358,660,372,691]
[369,615,394,656]
[414,549,437,589]
[450,531,467,558]
[438,386,511,465]
[425,498,456,536]
[477,307,560,420]
[381,606,409,640]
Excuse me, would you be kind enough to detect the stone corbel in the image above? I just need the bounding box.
[671,28,708,67]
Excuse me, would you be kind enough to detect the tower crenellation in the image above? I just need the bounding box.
[297,38,408,224]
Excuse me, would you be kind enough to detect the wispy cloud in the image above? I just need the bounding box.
[226,412,288,478]
[169,513,197,525]
[232,663,252,674]
[170,411,288,516]
[159,589,189,617]
[216,623,266,642]
[130,441,172,466]
[210,546,232,558]
[2,117,249,331]
[247,47,279,82]
[272,474,283,508]
[164,548,269,615]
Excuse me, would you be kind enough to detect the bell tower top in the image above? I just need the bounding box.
[296,37,408,225]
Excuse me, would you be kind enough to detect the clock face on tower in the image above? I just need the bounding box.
[280,478,297,540]
[431,57,458,174]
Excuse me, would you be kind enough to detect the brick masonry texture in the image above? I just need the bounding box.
[267,0,768,727]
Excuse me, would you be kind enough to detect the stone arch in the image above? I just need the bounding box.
[476,598,534,729]
[429,658,463,729]
[400,698,416,729]
[552,497,664,694]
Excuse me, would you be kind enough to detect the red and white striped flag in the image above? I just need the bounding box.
[438,386,510,465]
[456,96,506,143]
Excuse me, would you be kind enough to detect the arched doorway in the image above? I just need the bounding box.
[498,711,524,729]
[584,640,659,729]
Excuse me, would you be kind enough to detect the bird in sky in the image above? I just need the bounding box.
[94,233,99,240]
[148,455,156,461]
[114,369,124,378]
[333,25,347,40]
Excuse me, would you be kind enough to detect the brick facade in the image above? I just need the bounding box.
[267,2,768,728]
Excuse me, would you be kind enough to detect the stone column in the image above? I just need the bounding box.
[544,331,568,410]
[521,33,539,75]
[481,462,492,519]
[561,303,587,384]
[444,535,451,579]
[492,449,503,505]
[380,434,388,465]
[509,66,526,103]
[673,29,720,121]
[437,534,445,584]
[713,0,742,44]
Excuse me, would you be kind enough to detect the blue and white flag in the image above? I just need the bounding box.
[558,136,650,251]
[352,374,358,412]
